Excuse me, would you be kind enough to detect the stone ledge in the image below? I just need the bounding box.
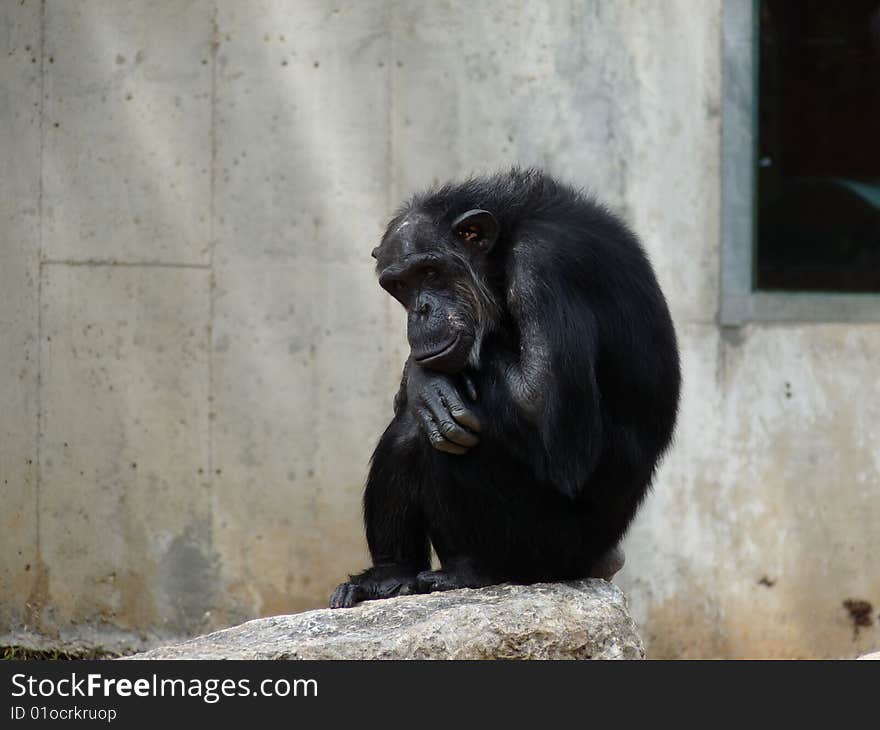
[130,579,644,660]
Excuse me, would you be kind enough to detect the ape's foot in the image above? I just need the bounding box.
[329,564,419,609]
[329,582,364,609]
[416,562,499,593]
[588,545,625,581]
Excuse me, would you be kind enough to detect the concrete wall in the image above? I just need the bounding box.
[1,0,877,658]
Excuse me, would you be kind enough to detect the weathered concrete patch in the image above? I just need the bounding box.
[130,580,644,660]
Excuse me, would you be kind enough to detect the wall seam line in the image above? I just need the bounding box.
[39,259,212,270]
[207,0,218,524]
[33,0,47,598]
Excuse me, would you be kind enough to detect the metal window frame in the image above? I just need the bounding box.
[719,0,880,325]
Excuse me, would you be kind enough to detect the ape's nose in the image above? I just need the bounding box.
[371,247,380,259]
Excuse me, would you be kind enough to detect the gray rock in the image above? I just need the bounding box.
[130,579,644,660]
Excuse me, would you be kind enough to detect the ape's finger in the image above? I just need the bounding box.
[436,385,482,434]
[421,391,474,443]
[424,394,479,447]
[429,431,469,454]
[417,408,469,454]
[450,404,481,433]
[437,419,480,449]
[439,417,479,448]
[425,425,470,455]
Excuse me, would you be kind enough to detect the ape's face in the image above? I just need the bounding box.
[372,210,499,374]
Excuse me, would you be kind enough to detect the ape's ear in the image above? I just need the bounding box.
[451,209,499,252]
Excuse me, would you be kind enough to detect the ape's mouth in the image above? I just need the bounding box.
[414,333,462,367]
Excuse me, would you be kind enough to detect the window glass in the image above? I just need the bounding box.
[757,0,880,292]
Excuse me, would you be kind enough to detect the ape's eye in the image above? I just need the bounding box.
[423,268,437,281]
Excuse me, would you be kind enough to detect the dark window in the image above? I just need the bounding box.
[757,0,880,292]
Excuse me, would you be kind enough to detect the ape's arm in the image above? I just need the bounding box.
[487,252,604,499]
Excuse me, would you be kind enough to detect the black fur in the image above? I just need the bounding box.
[330,168,680,608]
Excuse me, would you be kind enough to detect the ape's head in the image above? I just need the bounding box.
[372,208,501,374]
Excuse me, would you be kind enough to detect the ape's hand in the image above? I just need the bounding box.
[405,363,481,454]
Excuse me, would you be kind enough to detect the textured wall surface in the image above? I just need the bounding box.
[1,0,877,658]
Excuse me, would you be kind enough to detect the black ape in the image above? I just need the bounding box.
[330,168,680,608]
